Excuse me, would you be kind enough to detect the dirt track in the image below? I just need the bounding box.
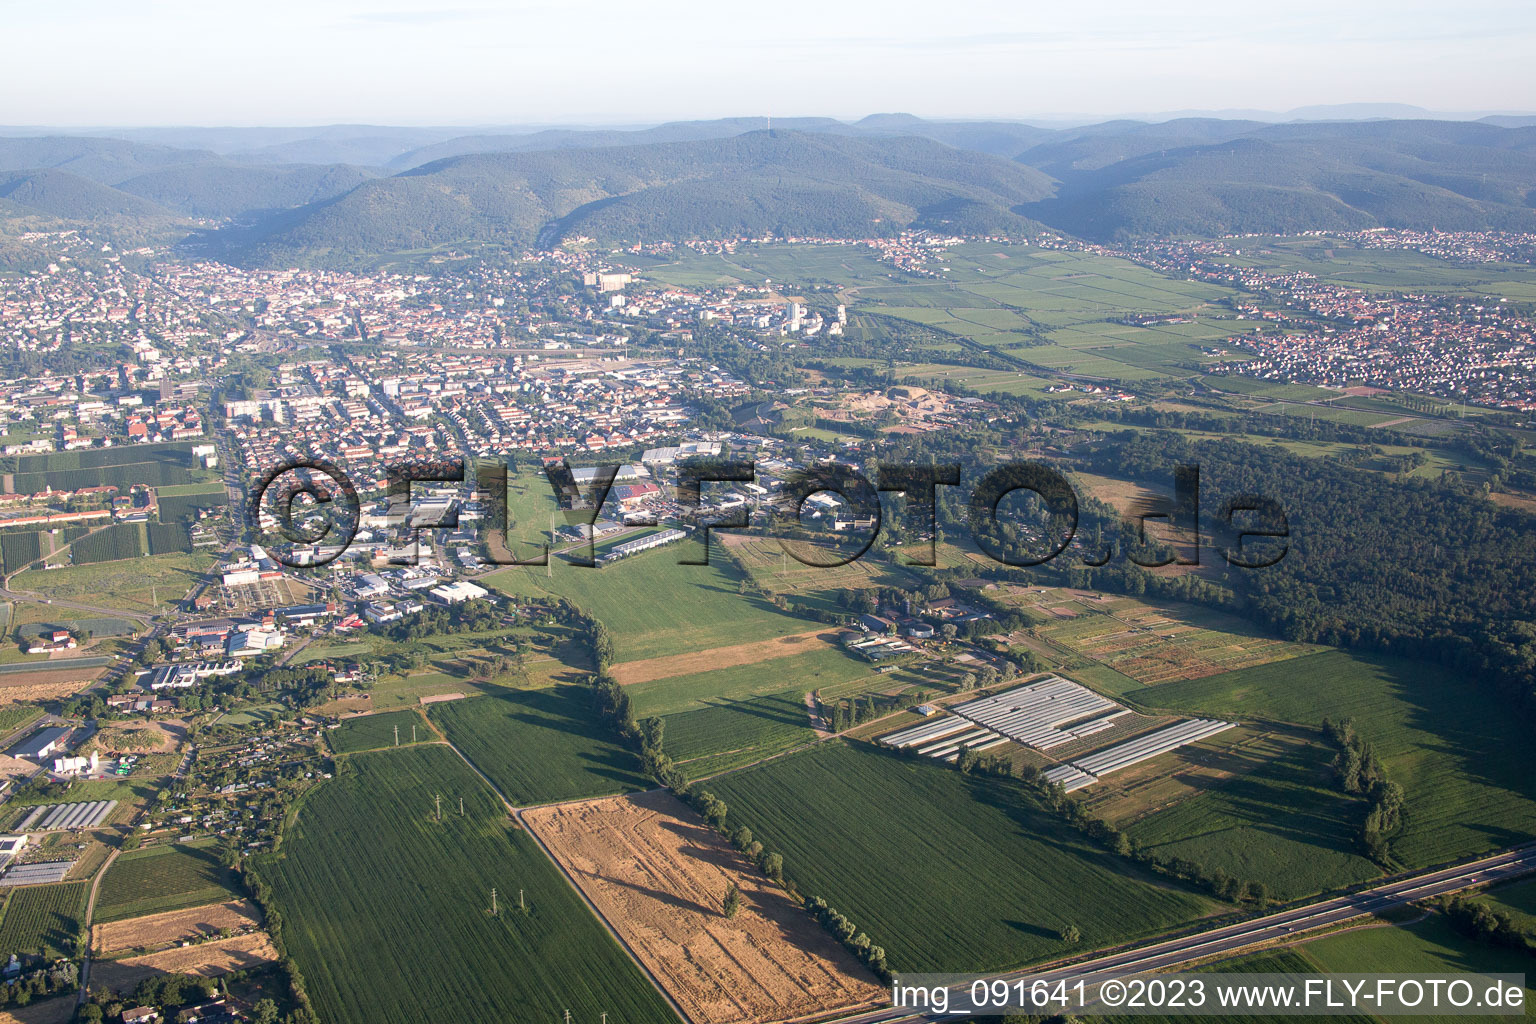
[524,791,882,1024]
[610,629,835,686]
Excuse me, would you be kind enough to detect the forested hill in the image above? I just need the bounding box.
[1085,430,1536,716]
[6,116,1536,260]
[211,131,1057,266]
[1016,119,1536,239]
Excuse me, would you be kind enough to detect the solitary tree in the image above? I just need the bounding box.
[723,882,742,919]
[1061,923,1081,944]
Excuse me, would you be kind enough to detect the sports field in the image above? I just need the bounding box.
[252,744,676,1024]
[709,741,1211,972]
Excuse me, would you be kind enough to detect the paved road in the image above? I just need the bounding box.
[831,842,1536,1023]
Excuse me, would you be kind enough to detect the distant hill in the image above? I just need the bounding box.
[384,118,848,170]
[7,115,1536,259]
[0,136,219,186]
[1016,119,1536,239]
[0,168,178,222]
[214,131,1056,266]
[115,163,379,219]
[0,168,187,243]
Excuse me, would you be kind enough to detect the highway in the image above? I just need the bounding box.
[834,842,1536,1022]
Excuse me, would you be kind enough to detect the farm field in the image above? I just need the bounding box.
[328,709,434,753]
[1116,726,1381,901]
[1475,876,1536,933]
[525,791,883,1024]
[1137,650,1536,869]
[94,842,245,923]
[0,994,75,1024]
[608,626,840,688]
[624,644,873,716]
[426,683,650,805]
[6,775,158,828]
[1209,237,1536,299]
[708,741,1212,972]
[485,552,816,663]
[720,533,921,609]
[662,689,816,778]
[996,587,1316,687]
[252,744,677,1024]
[91,931,279,992]
[1292,915,1536,1020]
[619,242,898,291]
[844,247,1239,382]
[0,882,86,962]
[92,899,263,954]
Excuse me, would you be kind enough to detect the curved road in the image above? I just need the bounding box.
[832,842,1536,1023]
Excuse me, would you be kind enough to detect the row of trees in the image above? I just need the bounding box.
[1442,896,1534,954]
[1323,717,1405,865]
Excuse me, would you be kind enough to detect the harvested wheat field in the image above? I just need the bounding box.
[92,932,279,992]
[608,629,834,687]
[0,994,75,1024]
[0,671,102,704]
[93,899,263,954]
[525,791,882,1024]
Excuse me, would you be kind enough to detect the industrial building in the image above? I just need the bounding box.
[11,726,71,761]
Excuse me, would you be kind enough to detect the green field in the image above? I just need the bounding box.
[0,705,42,738]
[95,842,245,922]
[1477,877,1536,933]
[1295,915,1536,1024]
[661,689,815,777]
[485,553,816,663]
[1135,650,1536,870]
[253,745,676,1024]
[1124,735,1382,901]
[626,646,874,717]
[426,684,650,805]
[709,741,1211,972]
[12,551,215,614]
[329,710,434,753]
[844,246,1239,383]
[0,881,87,960]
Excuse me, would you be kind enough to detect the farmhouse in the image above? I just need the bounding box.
[26,629,77,654]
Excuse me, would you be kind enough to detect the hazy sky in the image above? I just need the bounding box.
[7,0,1536,125]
